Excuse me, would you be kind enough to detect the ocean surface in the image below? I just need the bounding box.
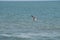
[0,1,60,40]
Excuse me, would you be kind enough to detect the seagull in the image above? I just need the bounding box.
[31,15,37,21]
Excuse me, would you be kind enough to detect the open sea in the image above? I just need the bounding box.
[0,1,60,40]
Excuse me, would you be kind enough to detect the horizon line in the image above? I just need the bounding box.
[0,1,58,2]
[0,0,59,1]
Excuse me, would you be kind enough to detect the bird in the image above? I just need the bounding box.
[31,15,37,21]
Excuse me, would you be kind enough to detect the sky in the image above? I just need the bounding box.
[0,0,59,1]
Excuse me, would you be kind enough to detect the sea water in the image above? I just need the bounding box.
[0,1,60,40]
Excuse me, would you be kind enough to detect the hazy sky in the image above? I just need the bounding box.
[0,0,59,1]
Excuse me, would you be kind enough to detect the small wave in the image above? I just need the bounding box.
[0,34,31,38]
[0,34,12,37]
[0,32,60,38]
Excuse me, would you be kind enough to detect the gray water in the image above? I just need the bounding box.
[0,1,60,40]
